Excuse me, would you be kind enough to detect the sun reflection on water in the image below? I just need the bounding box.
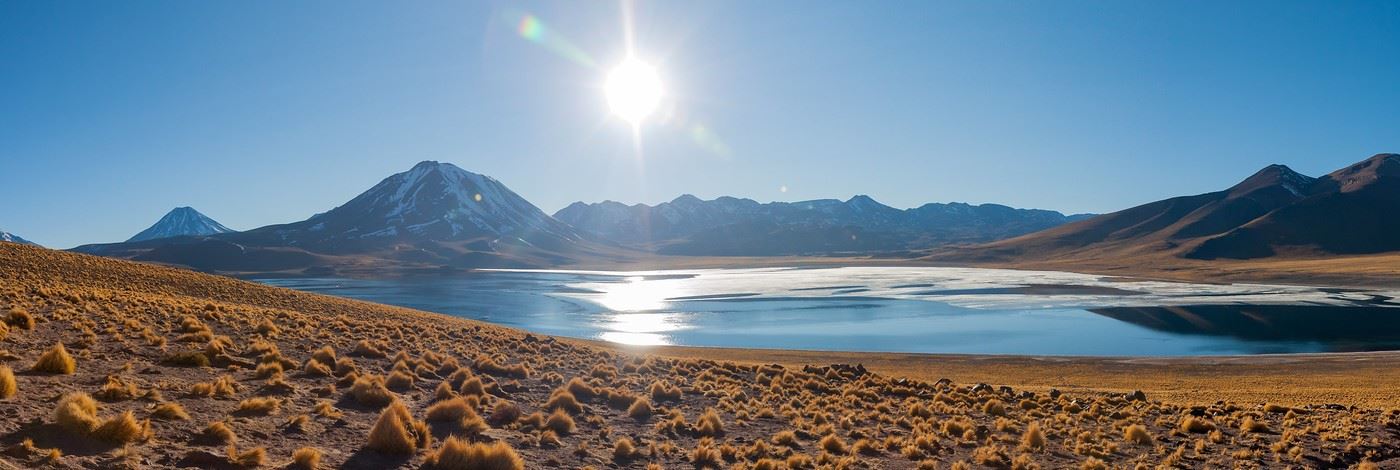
[592,277,687,346]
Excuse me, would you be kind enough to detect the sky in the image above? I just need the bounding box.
[2,1,1398,248]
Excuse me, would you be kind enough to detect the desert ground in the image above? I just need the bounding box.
[1,242,1397,469]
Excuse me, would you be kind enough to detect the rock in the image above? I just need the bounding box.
[1049,389,1061,399]
[1129,390,1147,402]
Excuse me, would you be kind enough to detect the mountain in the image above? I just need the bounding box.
[931,153,1400,264]
[74,161,608,273]
[1,230,36,245]
[127,207,235,242]
[554,194,1090,255]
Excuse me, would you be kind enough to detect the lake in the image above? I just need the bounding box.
[254,266,1400,356]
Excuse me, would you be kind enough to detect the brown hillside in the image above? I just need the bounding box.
[1,242,1397,468]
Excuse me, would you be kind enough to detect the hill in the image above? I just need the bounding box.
[1,243,1397,468]
[554,194,1090,256]
[928,154,1400,280]
[0,230,35,246]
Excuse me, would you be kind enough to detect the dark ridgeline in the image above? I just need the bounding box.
[554,194,1091,256]
[932,153,1400,262]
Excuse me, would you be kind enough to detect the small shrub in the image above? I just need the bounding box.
[425,437,524,470]
[544,408,575,435]
[649,380,682,402]
[228,445,266,467]
[1179,416,1216,433]
[237,397,281,415]
[94,410,150,443]
[425,397,474,422]
[366,400,431,455]
[162,351,210,367]
[819,434,847,455]
[627,398,653,420]
[203,421,236,444]
[33,343,76,374]
[1123,424,1151,445]
[349,375,395,407]
[489,401,521,425]
[291,447,322,469]
[7,308,35,330]
[152,402,190,420]
[0,365,15,399]
[613,437,638,461]
[694,408,724,437]
[1020,422,1046,451]
[386,370,415,390]
[55,392,100,433]
[1240,416,1269,433]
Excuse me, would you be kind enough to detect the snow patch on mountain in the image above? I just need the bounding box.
[126,207,235,242]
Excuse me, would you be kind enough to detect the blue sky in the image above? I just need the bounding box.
[2,1,1397,248]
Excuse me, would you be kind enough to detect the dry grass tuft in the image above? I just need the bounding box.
[1179,416,1216,433]
[819,434,848,455]
[227,445,266,467]
[544,408,576,435]
[32,342,75,374]
[152,402,191,420]
[366,400,431,455]
[203,421,237,445]
[426,437,524,470]
[1123,424,1151,445]
[1019,422,1046,451]
[627,397,653,421]
[93,410,151,443]
[55,392,100,433]
[291,447,322,469]
[7,308,35,330]
[349,375,395,407]
[237,397,281,415]
[0,365,15,399]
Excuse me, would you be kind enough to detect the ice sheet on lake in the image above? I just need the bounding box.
[488,266,1399,311]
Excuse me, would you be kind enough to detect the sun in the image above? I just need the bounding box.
[605,58,663,126]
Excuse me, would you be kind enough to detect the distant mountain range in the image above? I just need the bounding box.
[65,154,1400,275]
[1,230,35,246]
[74,161,606,273]
[555,195,1093,256]
[931,153,1400,264]
[127,207,234,242]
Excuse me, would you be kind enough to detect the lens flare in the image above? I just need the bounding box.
[509,12,596,68]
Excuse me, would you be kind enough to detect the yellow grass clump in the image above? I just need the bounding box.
[152,402,191,420]
[32,342,75,374]
[291,447,322,469]
[366,400,431,455]
[425,437,524,470]
[0,365,15,399]
[55,392,100,433]
[1123,424,1151,445]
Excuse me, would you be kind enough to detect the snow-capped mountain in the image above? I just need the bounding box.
[251,161,580,251]
[554,194,1088,255]
[74,161,594,271]
[1,230,36,245]
[127,207,236,242]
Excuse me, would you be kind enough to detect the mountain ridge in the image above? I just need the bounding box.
[554,193,1091,255]
[928,153,1400,264]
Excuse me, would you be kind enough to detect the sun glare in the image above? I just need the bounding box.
[605,58,663,126]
